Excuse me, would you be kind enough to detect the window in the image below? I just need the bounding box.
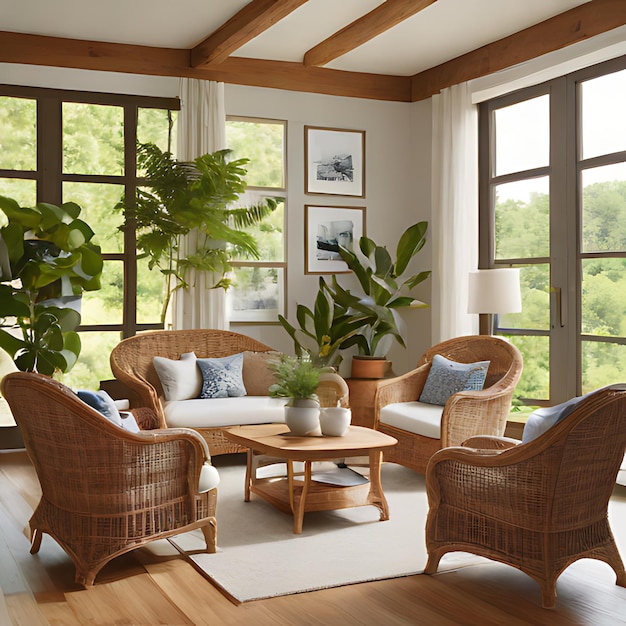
[0,85,178,388]
[225,117,286,323]
[479,55,626,407]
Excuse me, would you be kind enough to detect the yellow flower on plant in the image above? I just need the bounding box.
[319,334,331,357]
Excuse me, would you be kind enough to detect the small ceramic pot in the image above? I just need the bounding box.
[319,407,351,437]
[284,399,320,436]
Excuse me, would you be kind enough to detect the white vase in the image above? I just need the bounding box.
[319,407,351,437]
[284,399,320,436]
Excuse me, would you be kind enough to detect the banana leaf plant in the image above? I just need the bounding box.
[116,143,277,322]
[0,196,103,376]
[330,221,431,357]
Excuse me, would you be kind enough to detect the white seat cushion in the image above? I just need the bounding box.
[164,396,288,428]
[379,401,444,439]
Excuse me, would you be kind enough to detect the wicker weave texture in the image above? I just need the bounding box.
[1,372,218,588]
[424,384,626,608]
[375,335,524,474]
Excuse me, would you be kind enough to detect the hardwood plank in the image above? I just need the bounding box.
[303,0,437,68]
[3,592,48,626]
[65,573,192,625]
[410,0,626,101]
[191,0,308,67]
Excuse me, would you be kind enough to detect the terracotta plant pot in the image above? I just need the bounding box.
[350,356,391,379]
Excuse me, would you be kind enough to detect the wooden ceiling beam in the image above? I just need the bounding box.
[410,0,626,101]
[191,0,308,68]
[0,31,411,102]
[303,0,437,68]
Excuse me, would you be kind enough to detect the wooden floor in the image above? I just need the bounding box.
[2,449,626,626]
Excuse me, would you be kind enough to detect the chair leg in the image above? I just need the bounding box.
[201,517,217,553]
[541,581,557,609]
[30,528,42,554]
[424,551,442,575]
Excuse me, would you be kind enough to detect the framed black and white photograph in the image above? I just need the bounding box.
[305,126,365,197]
[305,205,365,274]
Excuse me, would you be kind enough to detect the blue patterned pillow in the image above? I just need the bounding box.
[197,353,246,399]
[419,354,490,406]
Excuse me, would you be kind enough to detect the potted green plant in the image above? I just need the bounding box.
[277,277,366,369]
[0,196,103,376]
[117,143,277,322]
[332,221,430,378]
[268,354,322,436]
[278,221,431,379]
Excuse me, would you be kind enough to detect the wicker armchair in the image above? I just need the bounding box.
[375,335,523,473]
[1,371,218,588]
[424,384,626,608]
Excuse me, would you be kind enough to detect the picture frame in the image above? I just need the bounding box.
[305,205,366,274]
[227,266,286,323]
[305,126,365,197]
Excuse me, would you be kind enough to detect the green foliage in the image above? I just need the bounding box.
[279,222,431,361]
[267,354,321,402]
[332,221,431,357]
[0,196,103,376]
[117,143,277,321]
[278,277,364,368]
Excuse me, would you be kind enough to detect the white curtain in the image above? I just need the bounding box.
[171,78,227,330]
[430,82,479,343]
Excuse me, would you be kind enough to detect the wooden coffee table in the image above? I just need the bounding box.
[223,424,397,534]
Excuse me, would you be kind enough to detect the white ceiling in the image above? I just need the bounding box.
[1,0,592,76]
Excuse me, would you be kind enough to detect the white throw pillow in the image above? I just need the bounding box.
[153,352,202,401]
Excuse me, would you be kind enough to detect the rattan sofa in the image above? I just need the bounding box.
[110,329,349,455]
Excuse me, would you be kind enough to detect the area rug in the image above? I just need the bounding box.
[169,457,432,602]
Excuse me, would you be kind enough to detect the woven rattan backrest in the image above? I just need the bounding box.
[535,384,626,528]
[419,335,523,390]
[1,372,146,512]
[110,329,275,398]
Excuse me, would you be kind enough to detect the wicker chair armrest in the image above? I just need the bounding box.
[440,386,516,447]
[133,426,212,462]
[425,443,553,523]
[374,363,431,411]
[462,435,520,450]
[128,406,161,430]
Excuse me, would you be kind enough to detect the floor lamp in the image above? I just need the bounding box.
[468,268,522,335]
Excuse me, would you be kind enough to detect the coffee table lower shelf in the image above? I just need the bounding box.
[250,473,379,517]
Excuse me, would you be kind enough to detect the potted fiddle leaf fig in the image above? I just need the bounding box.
[0,196,103,376]
[117,142,277,322]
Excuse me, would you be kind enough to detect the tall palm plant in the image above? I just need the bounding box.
[118,143,277,321]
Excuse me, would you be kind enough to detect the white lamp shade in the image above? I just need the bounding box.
[468,268,522,314]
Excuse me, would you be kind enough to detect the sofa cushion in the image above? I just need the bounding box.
[197,353,246,399]
[153,352,202,401]
[242,350,281,396]
[379,401,445,439]
[164,396,289,429]
[419,354,490,406]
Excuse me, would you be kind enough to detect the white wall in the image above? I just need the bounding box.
[0,65,434,375]
[226,84,432,375]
